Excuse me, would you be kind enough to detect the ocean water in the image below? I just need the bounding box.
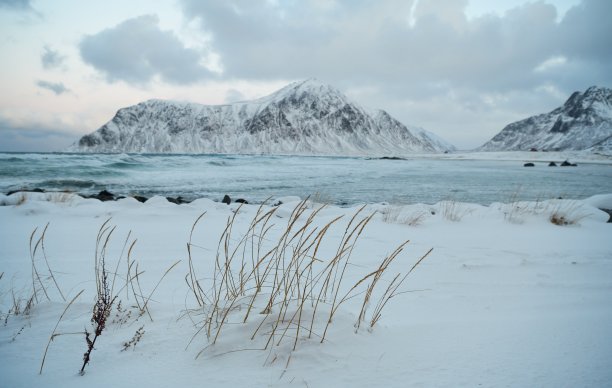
[1,152,611,205]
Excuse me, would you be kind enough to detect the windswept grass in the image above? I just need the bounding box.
[547,200,590,226]
[29,219,179,375]
[9,201,431,374]
[185,199,432,364]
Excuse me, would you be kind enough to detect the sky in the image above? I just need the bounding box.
[0,0,610,152]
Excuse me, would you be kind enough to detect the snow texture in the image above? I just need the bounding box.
[479,86,612,152]
[1,193,611,387]
[68,79,455,155]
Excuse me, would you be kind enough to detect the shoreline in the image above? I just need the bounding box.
[2,150,611,164]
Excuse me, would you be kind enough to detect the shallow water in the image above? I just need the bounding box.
[1,152,611,205]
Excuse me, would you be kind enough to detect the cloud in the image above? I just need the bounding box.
[36,80,69,95]
[0,0,33,11]
[224,88,245,103]
[0,116,75,151]
[41,45,66,70]
[179,0,612,148]
[79,14,212,85]
[179,0,581,92]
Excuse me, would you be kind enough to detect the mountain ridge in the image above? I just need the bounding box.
[478,86,612,152]
[69,79,454,155]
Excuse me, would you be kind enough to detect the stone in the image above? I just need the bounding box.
[96,190,115,201]
[132,195,148,203]
[599,208,612,223]
[222,195,231,205]
[7,188,45,195]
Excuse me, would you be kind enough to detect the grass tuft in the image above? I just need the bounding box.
[185,200,432,364]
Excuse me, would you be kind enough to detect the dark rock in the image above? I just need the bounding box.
[599,208,612,223]
[222,194,231,205]
[96,190,115,201]
[530,148,538,152]
[524,163,535,167]
[7,188,45,195]
[166,196,190,205]
[379,156,405,160]
[132,195,148,203]
[548,161,557,166]
[560,160,577,167]
[235,198,249,204]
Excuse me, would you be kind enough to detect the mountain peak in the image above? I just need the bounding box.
[261,78,344,102]
[69,80,454,155]
[479,85,612,152]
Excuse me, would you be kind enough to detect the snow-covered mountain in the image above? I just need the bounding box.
[69,79,454,155]
[478,86,612,152]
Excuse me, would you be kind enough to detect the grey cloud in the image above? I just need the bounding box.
[180,0,574,92]
[41,45,66,70]
[36,80,69,95]
[559,0,612,63]
[225,88,245,103]
[0,117,75,151]
[180,0,611,148]
[79,15,211,85]
[179,0,612,93]
[0,0,33,11]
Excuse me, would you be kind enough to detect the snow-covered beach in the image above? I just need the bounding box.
[1,191,611,387]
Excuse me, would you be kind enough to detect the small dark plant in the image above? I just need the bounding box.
[121,325,145,351]
[80,220,118,375]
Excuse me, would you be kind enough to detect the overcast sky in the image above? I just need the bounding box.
[0,0,610,151]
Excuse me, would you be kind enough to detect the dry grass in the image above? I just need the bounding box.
[3,223,65,325]
[381,206,429,226]
[31,219,179,375]
[185,199,431,364]
[21,202,430,373]
[440,200,470,222]
[548,200,590,226]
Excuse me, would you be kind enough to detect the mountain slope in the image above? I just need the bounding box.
[479,86,612,152]
[69,79,454,155]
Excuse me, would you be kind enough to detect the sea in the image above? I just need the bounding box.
[1,152,611,206]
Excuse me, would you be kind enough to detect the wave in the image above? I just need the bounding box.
[36,179,102,189]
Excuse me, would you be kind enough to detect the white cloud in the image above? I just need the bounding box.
[79,15,213,85]
[534,56,567,72]
[36,80,69,95]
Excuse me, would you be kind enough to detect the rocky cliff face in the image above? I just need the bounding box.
[70,79,454,155]
[479,86,612,152]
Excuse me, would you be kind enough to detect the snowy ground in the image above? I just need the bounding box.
[1,193,611,387]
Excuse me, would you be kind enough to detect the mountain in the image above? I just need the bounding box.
[69,79,454,155]
[478,86,612,152]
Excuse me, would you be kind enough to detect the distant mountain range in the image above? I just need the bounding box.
[479,86,612,152]
[69,79,454,155]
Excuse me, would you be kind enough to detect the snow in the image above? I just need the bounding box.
[1,192,611,387]
[479,86,612,152]
[67,79,454,155]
